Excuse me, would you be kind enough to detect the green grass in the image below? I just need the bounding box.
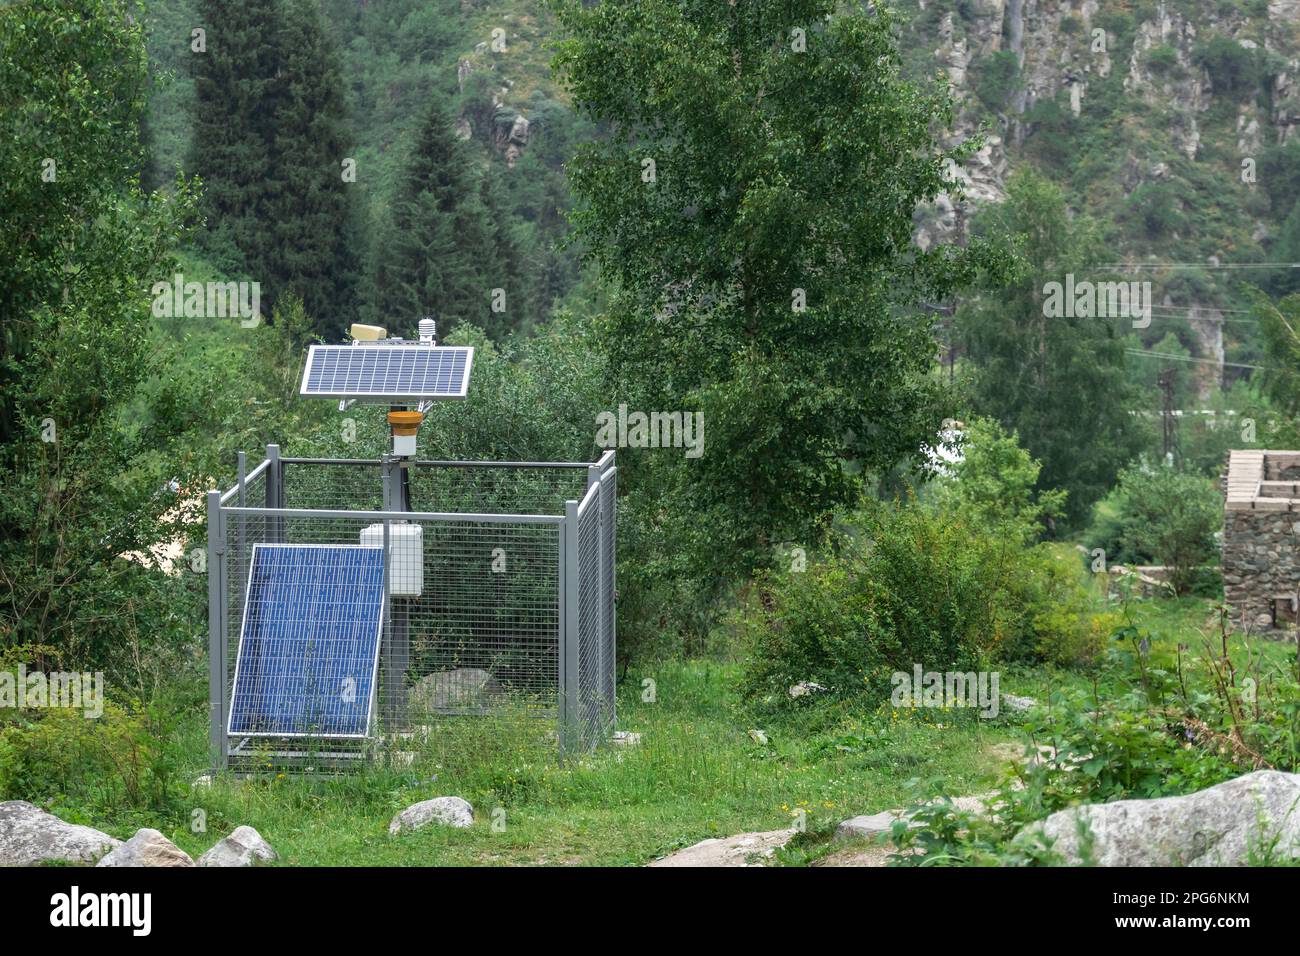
[140,660,1024,866]
[30,595,1300,866]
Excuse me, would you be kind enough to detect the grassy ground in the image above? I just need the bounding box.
[49,595,1300,866]
[141,660,1027,866]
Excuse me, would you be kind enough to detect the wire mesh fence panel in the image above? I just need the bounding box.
[212,452,614,771]
[600,468,617,721]
[575,487,610,751]
[408,463,588,516]
[395,517,561,724]
[282,461,384,511]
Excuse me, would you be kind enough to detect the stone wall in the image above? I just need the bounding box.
[1223,450,1300,631]
[1222,509,1300,630]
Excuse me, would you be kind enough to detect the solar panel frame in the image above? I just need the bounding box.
[299,344,474,402]
[227,543,387,740]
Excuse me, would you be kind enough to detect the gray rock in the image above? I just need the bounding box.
[835,810,913,841]
[0,801,121,866]
[1024,770,1300,866]
[96,828,194,867]
[409,668,503,713]
[198,826,277,867]
[835,793,997,842]
[648,829,795,867]
[389,796,474,835]
[1001,694,1038,713]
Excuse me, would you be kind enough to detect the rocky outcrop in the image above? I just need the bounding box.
[389,796,474,834]
[0,801,120,866]
[1022,770,1300,865]
[199,826,277,867]
[496,113,530,168]
[911,0,1300,248]
[96,829,195,868]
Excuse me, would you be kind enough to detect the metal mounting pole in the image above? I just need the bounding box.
[207,489,227,771]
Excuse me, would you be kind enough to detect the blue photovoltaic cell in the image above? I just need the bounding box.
[300,344,472,400]
[228,545,385,738]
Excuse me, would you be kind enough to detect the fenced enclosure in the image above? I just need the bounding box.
[206,446,617,771]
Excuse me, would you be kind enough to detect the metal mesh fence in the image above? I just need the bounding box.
[280,459,589,515]
[600,468,617,711]
[210,449,615,772]
[575,486,608,751]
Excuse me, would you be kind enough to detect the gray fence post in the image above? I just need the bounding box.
[266,444,283,542]
[207,489,226,771]
[560,499,581,754]
[600,468,615,734]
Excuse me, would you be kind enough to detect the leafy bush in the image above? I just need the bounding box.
[931,417,1065,544]
[0,698,183,814]
[1085,463,1222,594]
[738,500,1101,705]
[1146,44,1181,77]
[1193,36,1265,101]
[1123,181,1186,239]
[971,51,1021,113]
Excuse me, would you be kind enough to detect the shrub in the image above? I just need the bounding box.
[931,417,1065,544]
[0,697,182,814]
[1193,36,1264,101]
[1146,44,1181,78]
[738,501,1101,705]
[1085,463,1221,594]
[1123,181,1186,239]
[971,51,1021,113]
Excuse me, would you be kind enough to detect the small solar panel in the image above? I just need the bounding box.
[228,544,386,738]
[300,344,473,401]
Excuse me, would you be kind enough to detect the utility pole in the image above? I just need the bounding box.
[1158,367,1178,463]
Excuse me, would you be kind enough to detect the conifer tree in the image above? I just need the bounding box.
[270,0,362,337]
[189,0,284,279]
[373,99,496,334]
[190,0,361,335]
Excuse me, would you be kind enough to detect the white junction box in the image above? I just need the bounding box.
[360,522,424,597]
[392,432,418,457]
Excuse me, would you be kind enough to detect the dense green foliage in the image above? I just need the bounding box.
[931,417,1066,543]
[0,0,202,677]
[372,102,508,336]
[8,0,1300,870]
[189,0,361,336]
[960,171,1148,528]
[1085,463,1223,594]
[555,0,1013,585]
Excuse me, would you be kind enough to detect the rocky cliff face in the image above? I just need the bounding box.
[908,0,1300,399]
[911,0,1300,249]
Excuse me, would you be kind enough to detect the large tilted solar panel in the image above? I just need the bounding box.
[228,544,386,738]
[300,344,473,401]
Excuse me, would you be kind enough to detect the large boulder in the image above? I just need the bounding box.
[199,826,277,867]
[389,797,474,835]
[1023,770,1300,866]
[0,801,121,866]
[96,829,195,868]
[648,829,795,867]
[409,668,503,714]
